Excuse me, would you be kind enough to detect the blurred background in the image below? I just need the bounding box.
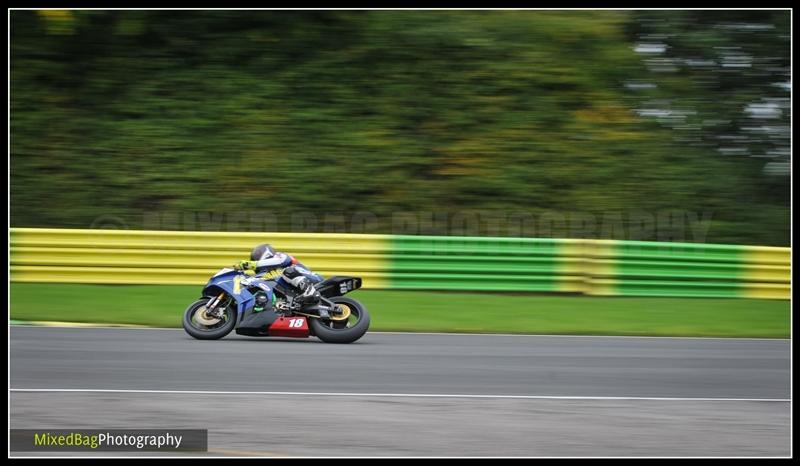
[10,10,790,245]
[9,12,792,457]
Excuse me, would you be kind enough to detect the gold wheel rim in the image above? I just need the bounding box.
[329,304,352,321]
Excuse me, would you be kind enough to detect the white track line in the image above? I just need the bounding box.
[9,324,789,341]
[372,331,789,341]
[9,388,789,402]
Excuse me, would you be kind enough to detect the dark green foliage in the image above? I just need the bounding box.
[10,10,789,245]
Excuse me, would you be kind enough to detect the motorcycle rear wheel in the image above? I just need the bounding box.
[308,296,370,344]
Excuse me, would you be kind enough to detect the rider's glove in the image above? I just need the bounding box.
[233,260,257,271]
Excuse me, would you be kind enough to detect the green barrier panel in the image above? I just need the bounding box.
[614,240,747,263]
[615,259,747,281]
[389,235,564,291]
[594,279,745,298]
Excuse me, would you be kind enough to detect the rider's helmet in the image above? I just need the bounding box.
[250,243,277,261]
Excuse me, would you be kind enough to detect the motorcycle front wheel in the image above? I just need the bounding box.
[182,297,236,340]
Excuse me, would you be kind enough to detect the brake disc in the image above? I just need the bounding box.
[194,306,222,325]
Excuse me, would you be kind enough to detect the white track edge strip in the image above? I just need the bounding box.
[9,388,790,402]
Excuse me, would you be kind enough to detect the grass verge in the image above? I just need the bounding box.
[9,283,790,338]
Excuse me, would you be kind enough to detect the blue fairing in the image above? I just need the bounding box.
[202,269,265,320]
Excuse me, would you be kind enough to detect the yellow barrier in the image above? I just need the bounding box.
[10,228,389,252]
[10,228,392,288]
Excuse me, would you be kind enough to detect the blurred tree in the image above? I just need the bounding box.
[9,10,790,245]
[625,11,790,241]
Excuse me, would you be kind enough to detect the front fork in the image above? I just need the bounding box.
[205,292,227,318]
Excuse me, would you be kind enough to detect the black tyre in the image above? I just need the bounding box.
[182,297,236,340]
[308,296,370,344]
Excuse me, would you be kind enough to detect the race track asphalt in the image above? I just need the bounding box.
[9,326,791,457]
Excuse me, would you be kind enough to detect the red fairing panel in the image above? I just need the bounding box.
[268,316,310,338]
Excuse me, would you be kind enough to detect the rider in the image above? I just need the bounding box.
[233,243,324,305]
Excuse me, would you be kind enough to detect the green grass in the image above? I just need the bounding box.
[9,283,790,338]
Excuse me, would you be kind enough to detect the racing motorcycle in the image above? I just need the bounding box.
[182,267,370,343]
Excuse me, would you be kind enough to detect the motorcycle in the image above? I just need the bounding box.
[182,267,370,343]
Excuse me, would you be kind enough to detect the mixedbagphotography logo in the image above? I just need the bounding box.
[10,429,208,452]
[128,208,716,242]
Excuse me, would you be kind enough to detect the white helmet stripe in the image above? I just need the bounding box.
[256,252,287,268]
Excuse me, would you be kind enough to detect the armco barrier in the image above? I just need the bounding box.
[9,228,790,299]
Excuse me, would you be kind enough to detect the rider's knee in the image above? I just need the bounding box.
[283,266,301,279]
